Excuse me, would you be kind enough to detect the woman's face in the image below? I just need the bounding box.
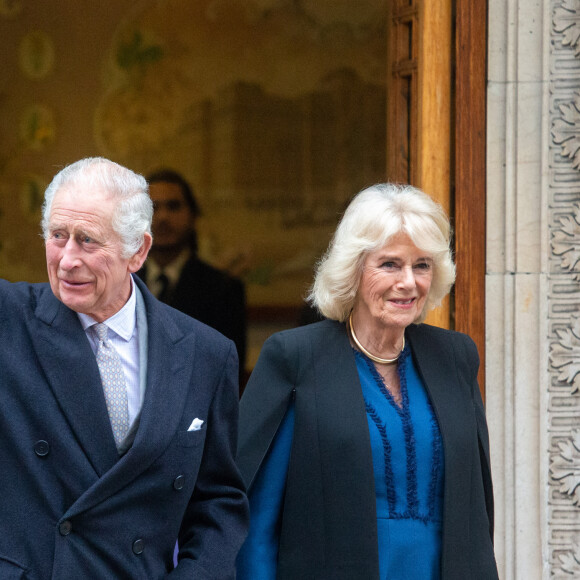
[354,232,433,330]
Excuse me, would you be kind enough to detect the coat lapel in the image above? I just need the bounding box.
[64,279,195,517]
[277,320,379,576]
[313,321,375,481]
[405,324,475,559]
[130,284,195,462]
[406,324,474,464]
[30,288,119,476]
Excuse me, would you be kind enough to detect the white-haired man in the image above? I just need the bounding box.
[0,157,248,578]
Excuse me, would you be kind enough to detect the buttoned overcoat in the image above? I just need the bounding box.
[0,276,248,579]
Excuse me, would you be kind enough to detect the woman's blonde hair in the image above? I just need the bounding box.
[308,183,456,323]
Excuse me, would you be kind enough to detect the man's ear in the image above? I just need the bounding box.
[128,232,153,273]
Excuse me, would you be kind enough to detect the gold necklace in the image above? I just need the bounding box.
[348,312,404,365]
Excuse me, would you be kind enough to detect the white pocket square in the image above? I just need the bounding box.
[187,417,205,432]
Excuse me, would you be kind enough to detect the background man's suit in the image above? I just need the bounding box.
[0,276,248,579]
[137,257,247,371]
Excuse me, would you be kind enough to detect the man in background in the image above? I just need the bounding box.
[0,157,248,578]
[138,169,247,371]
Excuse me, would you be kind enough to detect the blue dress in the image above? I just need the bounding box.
[237,347,444,579]
[356,347,444,580]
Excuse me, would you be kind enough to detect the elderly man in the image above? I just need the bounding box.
[0,158,248,579]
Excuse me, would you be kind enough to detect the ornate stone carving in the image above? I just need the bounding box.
[552,91,580,170]
[551,203,580,278]
[552,91,580,171]
[550,314,580,395]
[549,2,580,576]
[550,430,580,505]
[553,535,580,576]
[553,0,580,56]
[552,1,580,172]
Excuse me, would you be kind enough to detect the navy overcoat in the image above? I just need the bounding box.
[0,277,248,579]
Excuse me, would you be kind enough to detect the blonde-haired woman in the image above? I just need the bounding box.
[237,183,498,580]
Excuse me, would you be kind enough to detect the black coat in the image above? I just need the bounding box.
[237,319,498,579]
[138,257,246,367]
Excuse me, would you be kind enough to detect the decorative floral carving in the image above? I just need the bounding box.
[551,91,580,171]
[554,536,580,576]
[550,430,580,506]
[550,314,580,394]
[552,2,580,173]
[550,0,580,572]
[551,203,580,279]
[554,0,580,56]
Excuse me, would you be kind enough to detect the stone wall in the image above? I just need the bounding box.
[487,0,580,577]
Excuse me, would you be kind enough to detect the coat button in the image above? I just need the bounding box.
[59,520,72,536]
[34,440,49,457]
[173,475,185,490]
[132,539,144,555]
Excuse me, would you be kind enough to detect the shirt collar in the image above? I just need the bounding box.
[77,276,137,342]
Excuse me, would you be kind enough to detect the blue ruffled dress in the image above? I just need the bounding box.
[356,347,444,579]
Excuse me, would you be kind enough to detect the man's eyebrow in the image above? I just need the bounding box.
[47,221,66,231]
[47,222,99,238]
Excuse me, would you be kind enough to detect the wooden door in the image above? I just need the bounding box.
[387,0,487,392]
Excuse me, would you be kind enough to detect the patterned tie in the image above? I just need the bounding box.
[93,323,130,449]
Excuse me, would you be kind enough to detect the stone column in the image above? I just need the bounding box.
[486,0,580,578]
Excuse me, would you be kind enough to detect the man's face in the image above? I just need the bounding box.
[149,181,194,250]
[45,186,149,322]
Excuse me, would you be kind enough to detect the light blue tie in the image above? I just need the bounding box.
[94,323,130,449]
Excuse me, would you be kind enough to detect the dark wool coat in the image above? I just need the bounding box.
[0,277,248,579]
[237,319,498,580]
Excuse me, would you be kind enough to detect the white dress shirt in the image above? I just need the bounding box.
[78,279,142,425]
